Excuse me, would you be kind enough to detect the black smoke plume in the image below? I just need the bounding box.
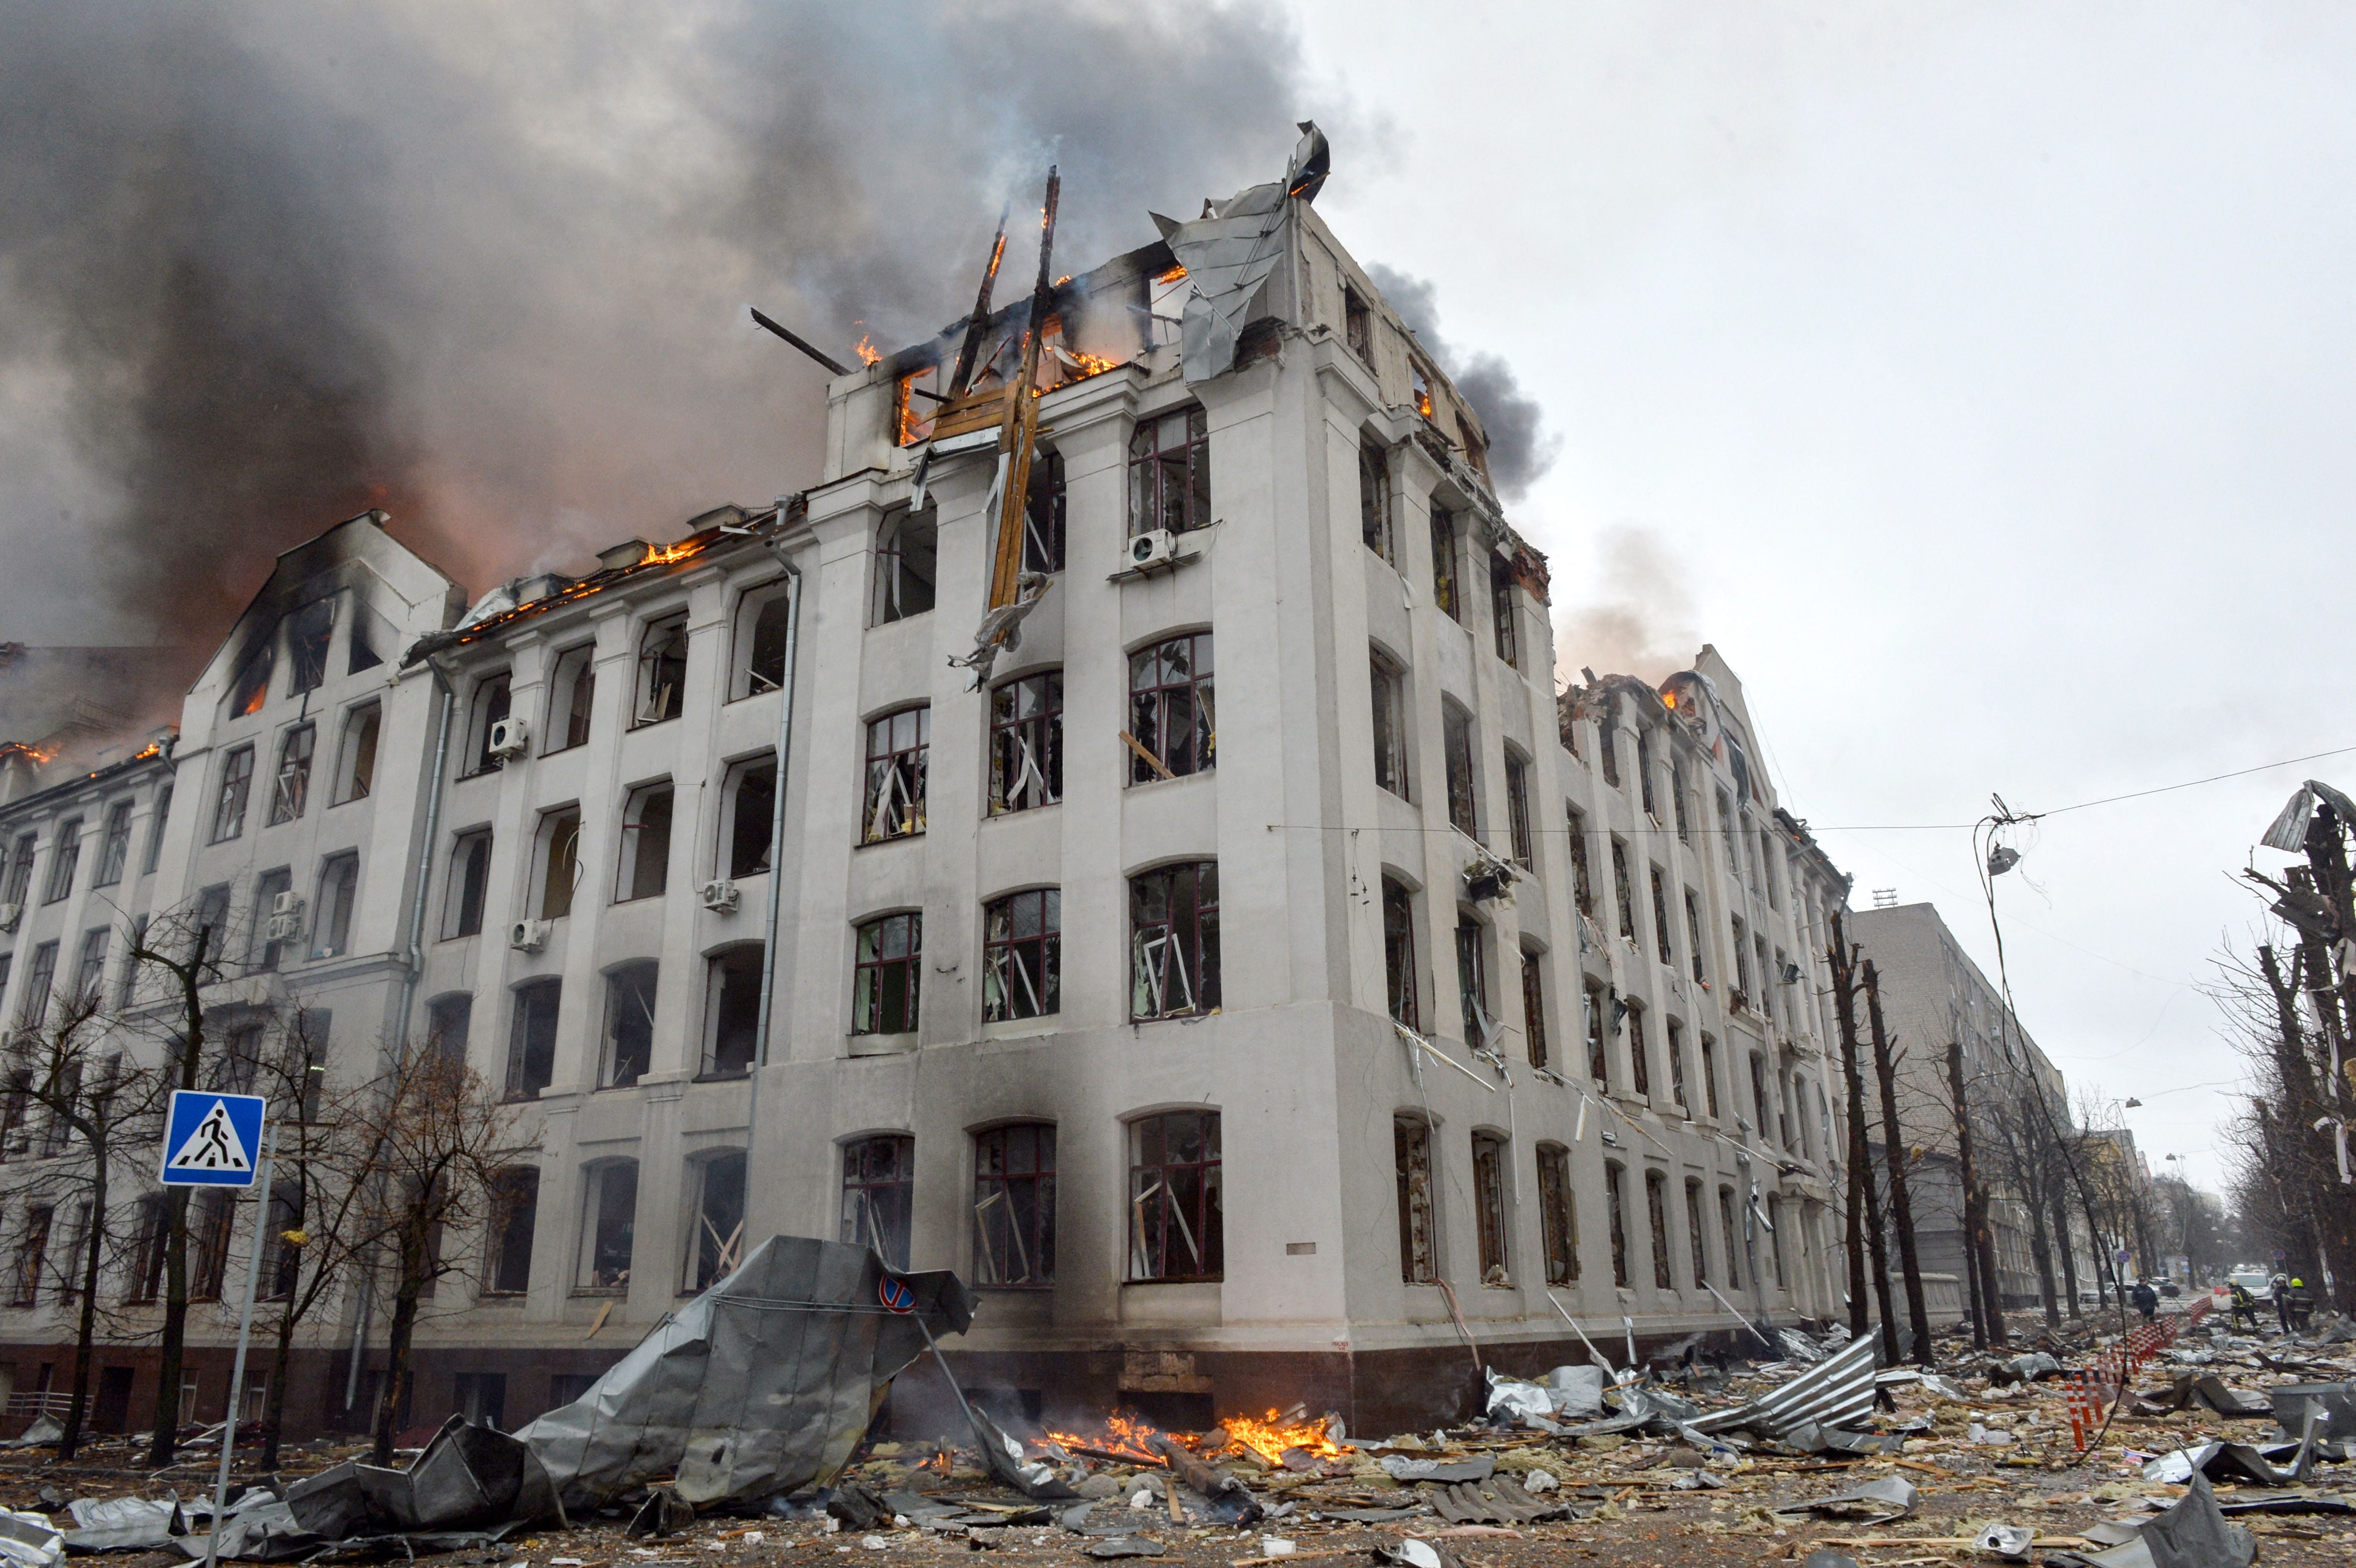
[0,0,1323,666]
[1366,263,1559,501]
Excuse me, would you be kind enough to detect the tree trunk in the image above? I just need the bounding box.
[2025,1172,2061,1327]
[370,1225,430,1466]
[1864,965,1933,1363]
[1948,1040,2003,1346]
[58,1152,107,1460]
[2050,1173,2082,1319]
[146,1187,191,1465]
[261,1277,299,1472]
[1829,918,1896,1360]
[1828,922,1870,1340]
[1973,1180,2007,1336]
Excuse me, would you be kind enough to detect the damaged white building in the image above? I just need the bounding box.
[0,132,1871,1437]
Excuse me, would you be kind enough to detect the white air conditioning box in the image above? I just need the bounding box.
[1127,528,1178,571]
[509,918,552,953]
[487,715,531,760]
[699,880,742,914]
[265,912,303,943]
[272,890,305,918]
[0,904,20,935]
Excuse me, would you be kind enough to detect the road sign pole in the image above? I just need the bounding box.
[204,1122,277,1568]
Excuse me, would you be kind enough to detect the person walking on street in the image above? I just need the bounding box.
[2271,1273,2292,1333]
[2230,1279,2260,1329]
[2130,1279,2159,1325]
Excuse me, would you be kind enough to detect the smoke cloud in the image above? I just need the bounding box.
[1556,525,1699,684]
[0,0,1327,664]
[1365,263,1559,500]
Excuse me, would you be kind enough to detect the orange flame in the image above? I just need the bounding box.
[1220,1410,1346,1466]
[1156,264,1188,285]
[640,538,706,568]
[853,333,881,367]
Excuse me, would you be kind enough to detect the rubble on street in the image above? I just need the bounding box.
[4,1301,2356,1566]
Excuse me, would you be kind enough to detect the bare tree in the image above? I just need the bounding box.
[353,1043,524,1464]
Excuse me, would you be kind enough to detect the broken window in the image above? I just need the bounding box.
[989,672,1061,815]
[1756,935,1774,1015]
[250,868,292,970]
[348,596,392,675]
[227,637,274,718]
[1626,999,1651,1098]
[1583,980,1609,1084]
[1716,787,1739,876]
[212,746,255,842]
[1129,861,1218,1020]
[1359,438,1392,561]
[333,704,379,804]
[1567,808,1593,916]
[1343,286,1373,364]
[1455,917,1489,1046]
[287,597,335,696]
[1610,840,1635,942]
[1684,890,1707,983]
[727,757,777,878]
[1718,1186,1742,1289]
[538,806,581,920]
[1649,865,1674,966]
[462,674,512,776]
[68,928,105,1014]
[192,1191,235,1302]
[702,946,762,1077]
[267,724,315,827]
[0,1062,31,1152]
[1394,1115,1437,1284]
[506,979,561,1100]
[128,1196,168,1303]
[548,644,596,748]
[1604,1162,1630,1288]
[1489,558,1517,669]
[443,830,492,940]
[1129,1110,1221,1282]
[983,888,1059,1023]
[578,1160,638,1291]
[1538,1143,1578,1285]
[1411,359,1434,420]
[1147,263,1190,346]
[1472,1131,1509,1285]
[862,707,929,842]
[1598,711,1620,788]
[1128,406,1211,536]
[973,1123,1056,1286]
[427,993,471,1064]
[1024,449,1066,574]
[1645,1170,1673,1290]
[1667,1018,1689,1111]
[3,834,34,906]
[44,819,79,904]
[894,360,942,446]
[685,1150,747,1293]
[1767,1195,1786,1289]
[852,912,921,1035]
[732,583,793,701]
[1370,653,1409,799]
[94,801,132,888]
[1376,879,1420,1029]
[840,1134,914,1270]
[1128,632,1213,782]
[872,506,939,623]
[485,1168,537,1295]
[634,614,689,726]
[1701,1034,1721,1118]
[1520,948,1548,1070]
[615,781,675,901]
[315,852,358,958]
[1685,1179,1709,1288]
[1636,730,1657,819]
[1671,757,1691,840]
[1442,703,1478,838]
[1731,915,1752,998]
[1505,754,1533,867]
[1429,503,1460,621]
[1748,1049,1770,1138]
[601,961,658,1089]
[193,884,231,967]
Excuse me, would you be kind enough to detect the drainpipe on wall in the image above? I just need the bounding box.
[744,511,805,1193]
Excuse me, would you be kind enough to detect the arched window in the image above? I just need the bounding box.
[972,1124,1055,1285]
[1537,1143,1577,1285]
[1382,879,1418,1029]
[1394,1115,1435,1284]
[633,613,688,726]
[1127,407,1210,536]
[982,890,1060,1023]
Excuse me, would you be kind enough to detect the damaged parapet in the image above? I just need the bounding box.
[1153,121,1329,385]
[513,1235,976,1511]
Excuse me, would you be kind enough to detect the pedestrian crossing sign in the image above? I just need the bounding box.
[160,1091,267,1187]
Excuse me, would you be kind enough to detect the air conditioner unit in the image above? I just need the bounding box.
[0,904,19,935]
[272,890,305,918]
[487,715,531,760]
[265,912,304,943]
[699,880,741,914]
[1127,528,1178,571]
[509,919,552,953]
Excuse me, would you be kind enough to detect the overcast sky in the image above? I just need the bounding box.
[1283,0,2356,1194]
[5,3,2346,1197]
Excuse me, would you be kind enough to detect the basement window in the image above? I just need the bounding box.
[1471,1131,1509,1285]
[684,1151,747,1292]
[841,1134,914,1269]
[973,1123,1057,1287]
[872,507,938,625]
[1394,1115,1436,1285]
[1538,1143,1578,1285]
[634,614,688,727]
[600,961,658,1089]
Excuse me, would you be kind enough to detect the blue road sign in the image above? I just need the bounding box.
[161,1091,267,1187]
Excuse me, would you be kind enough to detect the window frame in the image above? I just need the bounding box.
[1519,947,1548,1070]
[1359,437,1393,562]
[982,888,1060,1024]
[1128,861,1220,1021]
[1127,632,1214,783]
[988,671,1062,816]
[972,1123,1057,1287]
[633,613,690,729]
[1395,1114,1437,1285]
[851,912,922,1036]
[94,801,133,888]
[545,643,598,750]
[331,703,380,806]
[212,746,255,842]
[1471,1130,1510,1285]
[576,1158,640,1293]
[268,723,316,826]
[314,852,359,959]
[1127,406,1211,537]
[1538,1143,1579,1285]
[614,780,676,902]
[1441,703,1478,838]
[1429,502,1460,622]
[1127,1110,1222,1282]
[724,755,779,880]
[861,707,930,843]
[43,819,80,904]
[871,506,939,625]
[1504,752,1533,867]
[730,581,794,703]
[443,828,493,940]
[683,1149,748,1294]
[1382,878,1419,1030]
[460,674,513,778]
[1370,653,1410,800]
[840,1133,915,1270]
[505,978,562,1101]
[600,961,660,1089]
[701,944,764,1078]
